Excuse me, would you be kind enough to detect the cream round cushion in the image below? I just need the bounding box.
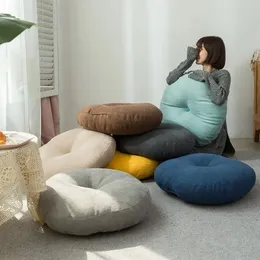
[39,168,151,236]
[40,128,116,180]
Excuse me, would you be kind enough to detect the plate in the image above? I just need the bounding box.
[0,132,34,150]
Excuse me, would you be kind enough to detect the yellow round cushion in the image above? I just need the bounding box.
[106,151,159,179]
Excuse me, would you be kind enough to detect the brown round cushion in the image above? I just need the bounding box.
[77,103,162,135]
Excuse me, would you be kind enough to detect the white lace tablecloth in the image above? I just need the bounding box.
[0,133,46,226]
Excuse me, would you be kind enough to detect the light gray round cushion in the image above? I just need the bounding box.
[39,168,151,236]
[115,123,196,161]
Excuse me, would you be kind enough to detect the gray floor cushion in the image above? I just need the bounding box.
[39,168,151,236]
[115,123,196,161]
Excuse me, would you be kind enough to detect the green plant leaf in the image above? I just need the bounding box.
[0,13,35,45]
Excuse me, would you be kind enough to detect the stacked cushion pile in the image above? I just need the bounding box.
[39,102,256,236]
[40,102,197,180]
[76,102,197,179]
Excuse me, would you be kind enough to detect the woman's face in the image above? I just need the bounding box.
[196,44,208,65]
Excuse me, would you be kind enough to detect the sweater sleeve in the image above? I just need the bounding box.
[205,70,231,106]
[166,59,194,85]
[166,46,198,85]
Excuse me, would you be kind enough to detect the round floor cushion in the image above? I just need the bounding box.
[107,151,159,179]
[115,123,196,161]
[40,128,116,180]
[154,154,256,205]
[77,103,162,135]
[39,168,151,236]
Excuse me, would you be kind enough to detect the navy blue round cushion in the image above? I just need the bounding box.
[154,154,256,205]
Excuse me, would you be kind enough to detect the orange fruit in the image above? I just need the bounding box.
[0,131,6,141]
[0,140,5,145]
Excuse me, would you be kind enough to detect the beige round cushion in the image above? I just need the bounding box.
[40,128,116,180]
[77,103,162,135]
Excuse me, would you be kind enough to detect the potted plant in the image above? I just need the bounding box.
[0,13,35,45]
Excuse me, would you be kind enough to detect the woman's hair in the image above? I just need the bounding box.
[196,36,226,69]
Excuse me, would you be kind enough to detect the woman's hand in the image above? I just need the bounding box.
[187,46,199,61]
[208,69,219,82]
[188,70,208,82]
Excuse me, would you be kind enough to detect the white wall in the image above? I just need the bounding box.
[57,0,260,138]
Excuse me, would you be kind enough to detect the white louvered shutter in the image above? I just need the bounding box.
[37,0,55,90]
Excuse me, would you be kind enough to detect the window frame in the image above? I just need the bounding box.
[38,0,59,98]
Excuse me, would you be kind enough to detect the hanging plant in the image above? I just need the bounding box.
[0,13,35,45]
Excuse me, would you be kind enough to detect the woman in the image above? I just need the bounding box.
[166,36,235,156]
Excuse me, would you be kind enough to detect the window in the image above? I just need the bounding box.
[37,0,59,98]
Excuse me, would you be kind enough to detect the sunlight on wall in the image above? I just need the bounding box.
[122,0,134,102]
[122,0,169,105]
[146,0,169,106]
